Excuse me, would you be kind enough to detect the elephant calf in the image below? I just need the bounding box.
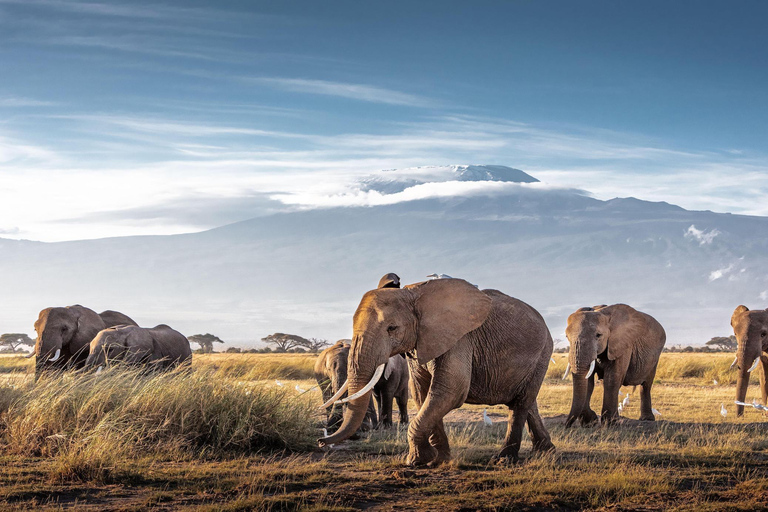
[85,324,192,370]
[373,353,410,428]
[564,304,666,427]
[731,305,768,416]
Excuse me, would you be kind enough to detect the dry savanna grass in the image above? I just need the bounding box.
[1,352,768,510]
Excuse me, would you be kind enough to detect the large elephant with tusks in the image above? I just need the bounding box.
[318,278,554,466]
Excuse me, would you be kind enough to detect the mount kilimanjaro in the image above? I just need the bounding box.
[1,165,766,346]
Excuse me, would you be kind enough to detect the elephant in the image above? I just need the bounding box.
[315,340,377,433]
[85,324,192,370]
[373,352,410,428]
[31,305,138,377]
[318,278,555,466]
[731,305,768,416]
[564,304,666,427]
[378,273,401,289]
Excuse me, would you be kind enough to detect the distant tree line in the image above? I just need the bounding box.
[185,332,331,354]
[552,335,738,353]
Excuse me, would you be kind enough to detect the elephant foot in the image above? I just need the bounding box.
[427,452,451,468]
[406,444,437,467]
[600,413,619,427]
[564,415,577,428]
[580,409,599,427]
[638,413,656,421]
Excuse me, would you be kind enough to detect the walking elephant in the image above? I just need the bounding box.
[564,304,666,427]
[85,324,191,370]
[318,278,554,466]
[315,340,377,433]
[31,305,138,377]
[731,305,768,416]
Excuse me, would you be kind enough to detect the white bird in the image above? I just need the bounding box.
[275,380,284,387]
[295,384,306,393]
[618,390,624,397]
[622,395,630,409]
[652,408,661,418]
[427,273,453,280]
[482,409,493,426]
[617,403,624,414]
[713,379,718,385]
[720,403,727,418]
[734,399,768,412]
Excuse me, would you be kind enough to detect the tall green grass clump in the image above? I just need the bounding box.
[0,366,318,480]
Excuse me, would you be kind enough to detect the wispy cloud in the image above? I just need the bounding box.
[1,111,767,241]
[685,225,720,246]
[249,77,436,107]
[0,97,56,107]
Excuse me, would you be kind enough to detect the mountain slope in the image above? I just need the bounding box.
[1,168,766,346]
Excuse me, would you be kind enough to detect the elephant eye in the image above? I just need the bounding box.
[595,333,602,338]
[762,332,767,338]
[387,325,398,333]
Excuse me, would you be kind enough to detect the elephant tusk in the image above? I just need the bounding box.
[730,356,738,369]
[339,363,386,404]
[585,360,596,379]
[562,362,570,380]
[96,366,103,375]
[319,380,349,409]
[48,349,61,362]
[24,351,36,359]
[748,358,760,373]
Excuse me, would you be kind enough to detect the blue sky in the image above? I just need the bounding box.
[1,0,766,241]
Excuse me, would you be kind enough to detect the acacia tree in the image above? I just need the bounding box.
[705,335,737,352]
[0,333,35,352]
[306,338,331,352]
[187,333,224,353]
[261,333,311,352]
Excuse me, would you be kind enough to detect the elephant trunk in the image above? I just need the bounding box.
[566,372,589,428]
[318,333,388,447]
[318,376,375,446]
[735,337,760,417]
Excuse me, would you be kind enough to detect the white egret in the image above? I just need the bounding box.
[483,409,493,426]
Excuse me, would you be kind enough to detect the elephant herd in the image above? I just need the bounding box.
[315,273,768,466]
[24,277,768,467]
[27,304,191,377]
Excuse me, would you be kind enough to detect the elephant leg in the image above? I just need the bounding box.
[428,419,451,466]
[526,401,555,454]
[396,394,409,425]
[496,406,528,463]
[759,356,768,410]
[601,359,627,426]
[406,355,470,467]
[580,372,599,426]
[381,392,394,428]
[638,367,657,421]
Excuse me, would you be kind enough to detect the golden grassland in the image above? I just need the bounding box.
[1,352,768,511]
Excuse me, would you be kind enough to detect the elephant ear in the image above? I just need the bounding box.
[412,278,492,366]
[604,306,639,361]
[732,305,749,328]
[384,360,394,380]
